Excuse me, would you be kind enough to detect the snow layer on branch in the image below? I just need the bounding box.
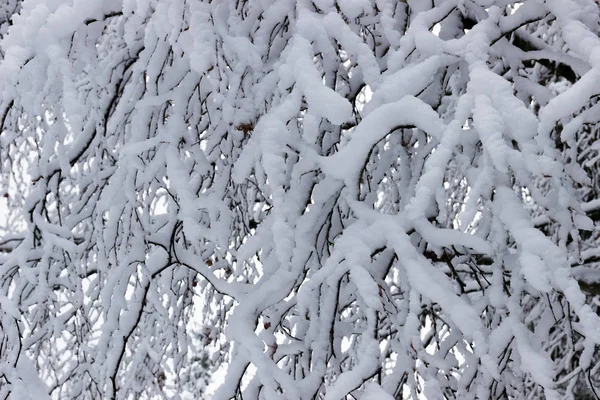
[321,96,443,192]
[288,36,352,125]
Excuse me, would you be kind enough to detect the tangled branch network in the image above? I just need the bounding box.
[1,0,600,399]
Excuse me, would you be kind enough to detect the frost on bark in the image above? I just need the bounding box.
[1,0,600,399]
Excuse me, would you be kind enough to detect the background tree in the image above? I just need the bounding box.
[2,0,600,399]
